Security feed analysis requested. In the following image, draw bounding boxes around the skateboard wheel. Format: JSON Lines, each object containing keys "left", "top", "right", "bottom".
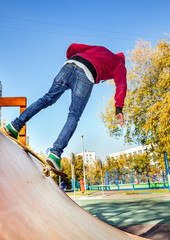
{"left": 42, "top": 167, "right": 50, "bottom": 176}
{"left": 45, "top": 171, "right": 50, "bottom": 177}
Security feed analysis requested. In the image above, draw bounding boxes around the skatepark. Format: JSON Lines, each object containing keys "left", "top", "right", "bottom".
{"left": 0, "top": 0, "right": 169, "bottom": 239}
{"left": 1, "top": 131, "right": 170, "bottom": 240}
{"left": 0, "top": 95, "right": 170, "bottom": 240}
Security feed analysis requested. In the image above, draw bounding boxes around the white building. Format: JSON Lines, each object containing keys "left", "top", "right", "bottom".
{"left": 76, "top": 151, "right": 96, "bottom": 165}
{"left": 109, "top": 145, "right": 151, "bottom": 159}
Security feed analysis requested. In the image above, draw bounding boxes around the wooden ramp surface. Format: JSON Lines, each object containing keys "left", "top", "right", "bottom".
{"left": 0, "top": 132, "right": 149, "bottom": 240}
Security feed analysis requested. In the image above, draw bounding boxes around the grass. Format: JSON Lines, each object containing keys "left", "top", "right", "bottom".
{"left": 122, "top": 189, "right": 169, "bottom": 194}
{"left": 66, "top": 189, "right": 169, "bottom": 196}
{"left": 66, "top": 190, "right": 96, "bottom": 196}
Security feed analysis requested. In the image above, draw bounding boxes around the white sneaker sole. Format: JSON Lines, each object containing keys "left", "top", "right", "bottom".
{"left": 46, "top": 159, "right": 60, "bottom": 171}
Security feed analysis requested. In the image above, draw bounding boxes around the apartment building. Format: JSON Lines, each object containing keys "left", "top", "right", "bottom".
{"left": 109, "top": 145, "right": 151, "bottom": 159}
{"left": 76, "top": 151, "right": 96, "bottom": 165}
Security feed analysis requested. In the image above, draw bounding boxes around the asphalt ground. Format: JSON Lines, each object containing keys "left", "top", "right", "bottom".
{"left": 74, "top": 192, "right": 170, "bottom": 240}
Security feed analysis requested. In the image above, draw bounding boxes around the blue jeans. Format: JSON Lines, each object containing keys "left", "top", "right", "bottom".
{"left": 12, "top": 63, "right": 94, "bottom": 157}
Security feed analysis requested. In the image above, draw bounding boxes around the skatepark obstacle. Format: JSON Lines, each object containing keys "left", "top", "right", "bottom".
{"left": 0, "top": 132, "right": 149, "bottom": 240}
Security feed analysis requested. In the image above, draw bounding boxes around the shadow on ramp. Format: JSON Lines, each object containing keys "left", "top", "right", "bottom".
{"left": 0, "top": 132, "right": 148, "bottom": 240}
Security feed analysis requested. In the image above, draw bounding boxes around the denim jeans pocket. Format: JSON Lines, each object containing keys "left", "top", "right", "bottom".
{"left": 73, "top": 76, "right": 93, "bottom": 98}
{"left": 54, "top": 68, "right": 69, "bottom": 86}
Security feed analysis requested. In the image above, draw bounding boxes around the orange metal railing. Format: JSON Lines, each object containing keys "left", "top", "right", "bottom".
{"left": 0, "top": 97, "right": 27, "bottom": 145}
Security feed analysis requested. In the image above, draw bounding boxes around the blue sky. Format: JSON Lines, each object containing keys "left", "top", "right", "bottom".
{"left": 0, "top": 0, "right": 169, "bottom": 160}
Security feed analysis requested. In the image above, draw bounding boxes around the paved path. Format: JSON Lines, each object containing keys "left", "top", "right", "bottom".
{"left": 76, "top": 194, "right": 170, "bottom": 240}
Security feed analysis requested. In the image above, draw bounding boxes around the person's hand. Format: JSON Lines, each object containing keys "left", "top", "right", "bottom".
{"left": 116, "top": 113, "right": 124, "bottom": 126}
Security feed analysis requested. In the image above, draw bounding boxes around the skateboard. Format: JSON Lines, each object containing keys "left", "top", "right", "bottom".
{"left": 0, "top": 128, "right": 68, "bottom": 178}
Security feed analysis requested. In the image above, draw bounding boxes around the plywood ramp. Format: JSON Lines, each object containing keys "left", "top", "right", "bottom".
{"left": 0, "top": 132, "right": 149, "bottom": 240}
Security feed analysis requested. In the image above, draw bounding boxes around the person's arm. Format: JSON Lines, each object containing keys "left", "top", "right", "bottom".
{"left": 113, "top": 64, "right": 127, "bottom": 126}
{"left": 66, "top": 43, "right": 94, "bottom": 59}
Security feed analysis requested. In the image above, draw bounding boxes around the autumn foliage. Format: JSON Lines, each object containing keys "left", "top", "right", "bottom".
{"left": 100, "top": 36, "right": 170, "bottom": 169}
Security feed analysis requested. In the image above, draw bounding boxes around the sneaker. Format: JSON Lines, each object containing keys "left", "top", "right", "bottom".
{"left": 4, "top": 123, "right": 19, "bottom": 139}
{"left": 46, "top": 153, "right": 61, "bottom": 170}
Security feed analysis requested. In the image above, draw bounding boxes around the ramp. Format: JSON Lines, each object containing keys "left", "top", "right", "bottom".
{"left": 0, "top": 132, "right": 148, "bottom": 240}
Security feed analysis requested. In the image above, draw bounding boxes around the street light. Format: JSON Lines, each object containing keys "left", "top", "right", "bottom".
{"left": 71, "top": 153, "right": 76, "bottom": 200}
{"left": 81, "top": 135, "right": 86, "bottom": 191}
{"left": 100, "top": 160, "right": 104, "bottom": 196}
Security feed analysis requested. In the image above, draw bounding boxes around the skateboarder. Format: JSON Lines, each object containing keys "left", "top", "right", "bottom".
{"left": 4, "top": 43, "right": 127, "bottom": 171}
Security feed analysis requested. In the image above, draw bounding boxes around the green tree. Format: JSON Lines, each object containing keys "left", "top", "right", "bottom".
{"left": 105, "top": 156, "right": 115, "bottom": 171}
{"left": 93, "top": 159, "right": 102, "bottom": 179}
{"left": 60, "top": 157, "right": 72, "bottom": 188}
{"left": 86, "top": 158, "right": 103, "bottom": 185}
{"left": 104, "top": 151, "right": 154, "bottom": 175}
{"left": 132, "top": 152, "right": 152, "bottom": 174}
{"left": 86, "top": 162, "right": 96, "bottom": 185}
{"left": 61, "top": 157, "right": 72, "bottom": 180}
{"left": 100, "top": 36, "right": 170, "bottom": 168}
{"left": 105, "top": 155, "right": 126, "bottom": 171}
{"left": 74, "top": 155, "right": 83, "bottom": 181}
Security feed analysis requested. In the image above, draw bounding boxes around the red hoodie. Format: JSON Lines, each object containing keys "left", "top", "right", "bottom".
{"left": 66, "top": 43, "right": 127, "bottom": 108}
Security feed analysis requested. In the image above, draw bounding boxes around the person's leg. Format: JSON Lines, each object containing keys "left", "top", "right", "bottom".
{"left": 50, "top": 66, "right": 94, "bottom": 159}
{"left": 6, "top": 65, "right": 72, "bottom": 138}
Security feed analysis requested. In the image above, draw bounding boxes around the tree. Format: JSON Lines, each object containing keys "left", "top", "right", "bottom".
{"left": 86, "top": 158, "right": 104, "bottom": 185}
{"left": 60, "top": 157, "right": 72, "bottom": 188}
{"left": 132, "top": 152, "right": 152, "bottom": 174}
{"left": 105, "top": 155, "right": 125, "bottom": 171}
{"left": 61, "top": 157, "right": 72, "bottom": 180}
{"left": 100, "top": 36, "right": 170, "bottom": 168}
{"left": 74, "top": 155, "right": 84, "bottom": 181}
{"left": 104, "top": 151, "right": 154, "bottom": 175}
{"left": 105, "top": 156, "right": 115, "bottom": 171}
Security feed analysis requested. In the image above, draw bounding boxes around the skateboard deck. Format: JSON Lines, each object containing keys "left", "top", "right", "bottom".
{"left": 0, "top": 128, "right": 68, "bottom": 178}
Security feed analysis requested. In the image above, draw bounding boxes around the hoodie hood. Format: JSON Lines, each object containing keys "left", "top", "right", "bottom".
{"left": 116, "top": 52, "right": 125, "bottom": 64}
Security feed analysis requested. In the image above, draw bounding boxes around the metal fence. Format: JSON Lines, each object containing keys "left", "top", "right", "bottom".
{"left": 88, "top": 170, "right": 168, "bottom": 191}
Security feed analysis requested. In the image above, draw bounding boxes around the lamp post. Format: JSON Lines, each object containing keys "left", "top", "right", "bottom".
{"left": 81, "top": 135, "right": 86, "bottom": 191}
{"left": 100, "top": 160, "right": 104, "bottom": 196}
{"left": 71, "top": 153, "right": 76, "bottom": 200}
